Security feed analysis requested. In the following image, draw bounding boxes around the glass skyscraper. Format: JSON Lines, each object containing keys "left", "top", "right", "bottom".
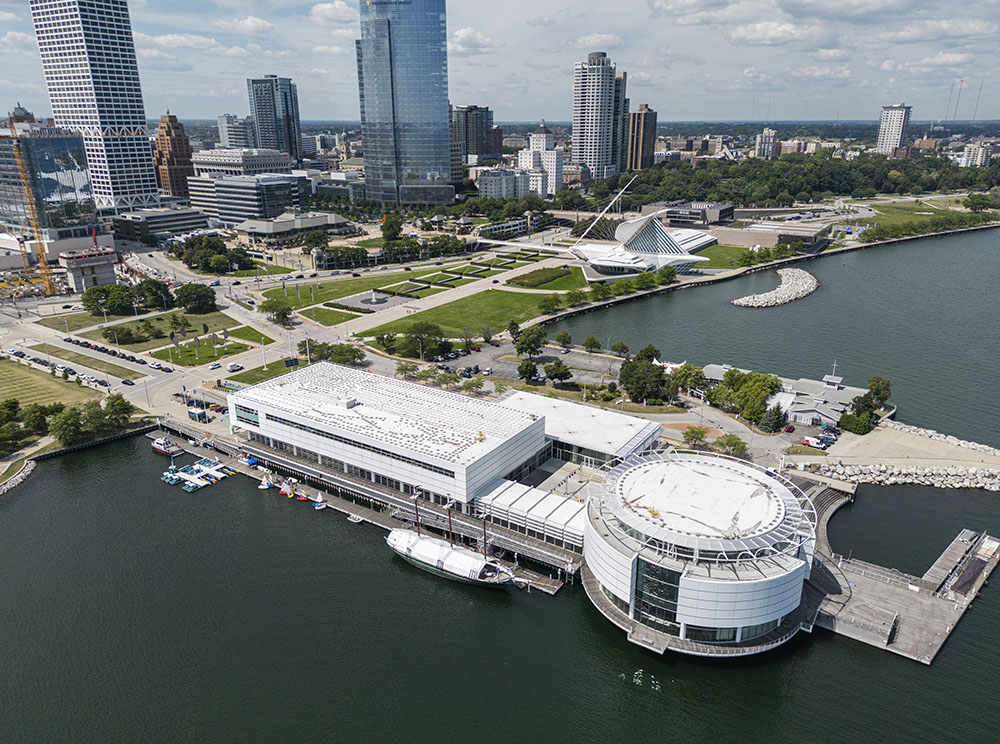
{"left": 356, "top": 0, "right": 454, "bottom": 206}
{"left": 247, "top": 76, "right": 303, "bottom": 163}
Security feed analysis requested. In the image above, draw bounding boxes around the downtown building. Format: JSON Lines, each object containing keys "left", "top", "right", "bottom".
{"left": 216, "top": 114, "right": 256, "bottom": 149}
{"left": 247, "top": 76, "right": 303, "bottom": 163}
{"left": 626, "top": 104, "right": 657, "bottom": 171}
{"left": 875, "top": 104, "right": 911, "bottom": 156}
{"left": 517, "top": 120, "right": 563, "bottom": 197}
{"left": 355, "top": 0, "right": 454, "bottom": 206}
{"left": 29, "top": 0, "right": 159, "bottom": 210}
{"left": 451, "top": 105, "right": 497, "bottom": 160}
{"left": 153, "top": 113, "right": 194, "bottom": 197}
{"left": 572, "top": 52, "right": 628, "bottom": 180}
{"left": 754, "top": 128, "right": 780, "bottom": 160}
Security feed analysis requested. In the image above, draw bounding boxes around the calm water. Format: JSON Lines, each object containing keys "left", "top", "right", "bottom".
{"left": 553, "top": 230, "right": 1000, "bottom": 447}
{"left": 2, "top": 441, "right": 998, "bottom": 742}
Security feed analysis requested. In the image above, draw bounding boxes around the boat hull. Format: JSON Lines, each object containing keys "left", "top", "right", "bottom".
{"left": 392, "top": 550, "right": 510, "bottom": 588}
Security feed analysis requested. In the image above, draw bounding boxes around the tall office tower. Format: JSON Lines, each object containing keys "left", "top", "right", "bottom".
{"left": 875, "top": 104, "right": 912, "bottom": 156}
{"left": 29, "top": 0, "right": 159, "bottom": 210}
{"left": 356, "top": 0, "right": 454, "bottom": 206}
{"left": 490, "top": 125, "right": 504, "bottom": 155}
{"left": 217, "top": 114, "right": 255, "bottom": 148}
{"left": 518, "top": 120, "right": 563, "bottom": 196}
{"left": 153, "top": 113, "right": 194, "bottom": 197}
{"left": 626, "top": 104, "right": 658, "bottom": 171}
{"left": 754, "top": 127, "right": 780, "bottom": 160}
{"left": 247, "top": 76, "right": 302, "bottom": 163}
{"left": 572, "top": 52, "right": 628, "bottom": 180}
{"left": 451, "top": 104, "right": 496, "bottom": 158}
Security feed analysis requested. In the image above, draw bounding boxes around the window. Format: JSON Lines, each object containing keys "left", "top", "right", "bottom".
{"left": 234, "top": 404, "right": 259, "bottom": 426}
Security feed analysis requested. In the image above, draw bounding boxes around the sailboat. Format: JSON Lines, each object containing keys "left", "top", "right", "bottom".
{"left": 386, "top": 529, "right": 514, "bottom": 587}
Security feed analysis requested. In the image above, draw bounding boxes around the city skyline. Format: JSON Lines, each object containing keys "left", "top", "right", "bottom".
{"left": 2, "top": 0, "right": 998, "bottom": 123}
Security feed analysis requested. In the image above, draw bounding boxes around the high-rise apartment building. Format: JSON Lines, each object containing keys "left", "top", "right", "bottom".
{"left": 518, "top": 120, "right": 563, "bottom": 197}
{"left": 875, "top": 104, "right": 912, "bottom": 156}
{"left": 247, "top": 76, "right": 302, "bottom": 163}
{"left": 626, "top": 104, "right": 657, "bottom": 171}
{"left": 356, "top": 0, "right": 454, "bottom": 206}
{"left": 754, "top": 128, "right": 780, "bottom": 160}
{"left": 451, "top": 105, "right": 496, "bottom": 159}
{"left": 29, "top": 0, "right": 159, "bottom": 210}
{"left": 572, "top": 52, "right": 628, "bottom": 180}
{"left": 217, "top": 114, "right": 255, "bottom": 148}
{"left": 153, "top": 113, "right": 194, "bottom": 197}
{"left": 960, "top": 143, "right": 992, "bottom": 168}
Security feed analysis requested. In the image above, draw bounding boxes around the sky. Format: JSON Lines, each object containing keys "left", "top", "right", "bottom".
{"left": 1, "top": 0, "right": 998, "bottom": 124}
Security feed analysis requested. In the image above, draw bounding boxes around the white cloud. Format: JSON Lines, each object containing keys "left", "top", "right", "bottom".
{"left": 811, "top": 48, "right": 850, "bottom": 61}
{"left": 886, "top": 19, "right": 997, "bottom": 43}
{"left": 569, "top": 33, "right": 625, "bottom": 50}
{"left": 310, "top": 67, "right": 329, "bottom": 75}
{"left": 0, "top": 11, "right": 20, "bottom": 22}
{"left": 778, "top": 0, "right": 933, "bottom": 21}
{"left": 648, "top": 0, "right": 732, "bottom": 14}
{"left": 0, "top": 31, "right": 36, "bottom": 51}
{"left": 525, "top": 16, "right": 556, "bottom": 26}
{"left": 136, "top": 32, "right": 222, "bottom": 50}
{"left": 0, "top": 78, "right": 41, "bottom": 92}
{"left": 920, "top": 52, "right": 973, "bottom": 66}
{"left": 213, "top": 16, "right": 274, "bottom": 36}
{"left": 792, "top": 64, "right": 852, "bottom": 79}
{"left": 449, "top": 27, "right": 501, "bottom": 56}
{"left": 727, "top": 22, "right": 807, "bottom": 46}
{"left": 308, "top": 2, "right": 358, "bottom": 24}
{"left": 312, "top": 45, "right": 346, "bottom": 54}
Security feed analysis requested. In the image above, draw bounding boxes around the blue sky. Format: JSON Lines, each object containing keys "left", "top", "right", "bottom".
{"left": 1, "top": 0, "right": 997, "bottom": 122}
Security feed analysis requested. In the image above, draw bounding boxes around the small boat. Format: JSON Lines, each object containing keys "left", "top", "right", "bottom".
{"left": 296, "top": 494, "right": 308, "bottom": 501}
{"left": 346, "top": 514, "right": 364, "bottom": 524}
{"left": 313, "top": 501, "right": 327, "bottom": 510}
{"left": 385, "top": 529, "right": 514, "bottom": 587}
{"left": 257, "top": 476, "right": 274, "bottom": 490}
{"left": 152, "top": 437, "right": 184, "bottom": 457}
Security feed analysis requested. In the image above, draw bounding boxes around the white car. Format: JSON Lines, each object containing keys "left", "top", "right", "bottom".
{"left": 209, "top": 362, "right": 221, "bottom": 370}
{"left": 148, "top": 361, "right": 162, "bottom": 370}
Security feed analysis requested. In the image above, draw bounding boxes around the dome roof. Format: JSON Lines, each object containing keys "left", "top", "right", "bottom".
{"left": 532, "top": 119, "right": 552, "bottom": 135}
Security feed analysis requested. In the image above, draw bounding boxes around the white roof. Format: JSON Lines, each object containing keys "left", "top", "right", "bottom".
{"left": 479, "top": 480, "right": 586, "bottom": 544}
{"left": 501, "top": 391, "right": 660, "bottom": 458}
{"left": 231, "top": 362, "right": 539, "bottom": 466}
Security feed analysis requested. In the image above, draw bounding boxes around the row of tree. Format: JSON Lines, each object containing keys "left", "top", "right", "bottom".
{"left": 840, "top": 377, "right": 892, "bottom": 434}
{"left": 0, "top": 395, "right": 135, "bottom": 450}
{"left": 680, "top": 425, "right": 750, "bottom": 459}
{"left": 295, "top": 339, "right": 365, "bottom": 366}
{"left": 81, "top": 281, "right": 216, "bottom": 319}
{"left": 858, "top": 209, "right": 997, "bottom": 243}
{"left": 168, "top": 235, "right": 254, "bottom": 275}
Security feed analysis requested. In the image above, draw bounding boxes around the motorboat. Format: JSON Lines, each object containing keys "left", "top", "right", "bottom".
{"left": 346, "top": 514, "right": 364, "bottom": 524}
{"left": 385, "top": 529, "right": 514, "bottom": 587}
{"left": 313, "top": 501, "right": 327, "bottom": 510}
{"left": 152, "top": 437, "right": 184, "bottom": 457}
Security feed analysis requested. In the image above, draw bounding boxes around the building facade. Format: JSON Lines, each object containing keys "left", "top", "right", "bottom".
{"left": 572, "top": 52, "right": 628, "bottom": 179}
{"left": 191, "top": 149, "right": 293, "bottom": 177}
{"left": 200, "top": 174, "right": 308, "bottom": 226}
{"left": 57, "top": 247, "right": 118, "bottom": 292}
{"left": 247, "top": 76, "right": 302, "bottom": 163}
{"left": 626, "top": 104, "right": 657, "bottom": 171}
{"left": 153, "top": 113, "right": 194, "bottom": 197}
{"left": 113, "top": 206, "right": 208, "bottom": 242}
{"left": 960, "top": 143, "right": 992, "bottom": 168}
{"left": 518, "top": 121, "right": 563, "bottom": 197}
{"left": 875, "top": 104, "right": 911, "bottom": 156}
{"left": 754, "top": 128, "right": 780, "bottom": 160}
{"left": 478, "top": 169, "right": 531, "bottom": 200}
{"left": 355, "top": 0, "right": 454, "bottom": 206}
{"left": 216, "top": 114, "right": 255, "bottom": 148}
{"left": 29, "top": 0, "right": 159, "bottom": 210}
{"left": 451, "top": 105, "right": 496, "bottom": 159}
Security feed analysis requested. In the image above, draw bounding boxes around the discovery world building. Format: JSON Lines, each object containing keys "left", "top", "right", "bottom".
{"left": 228, "top": 363, "right": 816, "bottom": 657}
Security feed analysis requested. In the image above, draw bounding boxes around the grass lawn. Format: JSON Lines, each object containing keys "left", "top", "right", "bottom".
{"left": 0, "top": 359, "right": 103, "bottom": 406}
{"left": 261, "top": 270, "right": 437, "bottom": 310}
{"left": 856, "top": 200, "right": 963, "bottom": 228}
{"left": 439, "top": 275, "right": 477, "bottom": 287}
{"left": 28, "top": 344, "right": 146, "bottom": 380}
{"left": 79, "top": 310, "right": 239, "bottom": 352}
{"left": 476, "top": 258, "right": 525, "bottom": 269}
{"left": 229, "top": 359, "right": 310, "bottom": 385}
{"left": 508, "top": 266, "right": 586, "bottom": 291}
{"left": 407, "top": 286, "right": 447, "bottom": 298}
{"left": 362, "top": 289, "right": 557, "bottom": 339}
{"left": 225, "top": 326, "right": 275, "bottom": 346}
{"left": 786, "top": 445, "right": 827, "bottom": 456}
{"left": 420, "top": 272, "right": 456, "bottom": 284}
{"left": 355, "top": 238, "right": 385, "bottom": 248}
{"left": 384, "top": 281, "right": 426, "bottom": 293}
{"left": 37, "top": 310, "right": 135, "bottom": 333}
{"left": 151, "top": 340, "right": 249, "bottom": 366}
{"left": 300, "top": 307, "right": 359, "bottom": 326}
{"left": 232, "top": 261, "right": 293, "bottom": 277}
{"left": 692, "top": 244, "right": 747, "bottom": 269}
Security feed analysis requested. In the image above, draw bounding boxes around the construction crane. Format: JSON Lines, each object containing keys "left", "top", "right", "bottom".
{"left": 6, "top": 116, "right": 57, "bottom": 294}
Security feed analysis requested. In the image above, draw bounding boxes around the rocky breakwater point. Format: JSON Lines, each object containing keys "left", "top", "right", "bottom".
{"left": 815, "top": 462, "right": 1000, "bottom": 491}
{"left": 731, "top": 268, "right": 819, "bottom": 308}
{"left": 0, "top": 460, "right": 36, "bottom": 496}
{"left": 878, "top": 418, "right": 1000, "bottom": 458}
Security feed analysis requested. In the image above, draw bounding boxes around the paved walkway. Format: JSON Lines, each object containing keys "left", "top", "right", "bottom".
{"left": 791, "top": 426, "right": 1000, "bottom": 469}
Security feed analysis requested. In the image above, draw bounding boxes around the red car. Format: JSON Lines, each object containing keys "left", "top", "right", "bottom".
{"left": 784, "top": 424, "right": 795, "bottom": 433}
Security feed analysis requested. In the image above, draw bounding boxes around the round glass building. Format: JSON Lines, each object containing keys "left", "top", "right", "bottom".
{"left": 582, "top": 451, "right": 816, "bottom": 656}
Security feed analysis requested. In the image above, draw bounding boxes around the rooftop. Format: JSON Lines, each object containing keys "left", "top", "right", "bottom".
{"left": 231, "top": 363, "right": 540, "bottom": 466}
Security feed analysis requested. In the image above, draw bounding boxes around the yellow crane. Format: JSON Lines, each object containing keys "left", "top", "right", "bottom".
{"left": 6, "top": 116, "right": 57, "bottom": 294}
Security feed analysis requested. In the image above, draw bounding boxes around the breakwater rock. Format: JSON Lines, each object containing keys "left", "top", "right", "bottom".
{"left": 0, "top": 459, "right": 36, "bottom": 496}
{"left": 815, "top": 462, "right": 1000, "bottom": 491}
{"left": 879, "top": 418, "right": 1000, "bottom": 458}
{"left": 731, "top": 268, "right": 819, "bottom": 308}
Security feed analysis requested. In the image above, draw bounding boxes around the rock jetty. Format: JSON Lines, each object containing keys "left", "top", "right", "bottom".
{"left": 0, "top": 460, "right": 36, "bottom": 496}
{"left": 731, "top": 268, "right": 819, "bottom": 308}
{"left": 815, "top": 462, "right": 999, "bottom": 491}
{"left": 878, "top": 418, "right": 1000, "bottom": 459}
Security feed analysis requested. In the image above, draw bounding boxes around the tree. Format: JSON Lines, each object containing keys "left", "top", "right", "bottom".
{"left": 103, "top": 394, "right": 134, "bottom": 429}
{"left": 493, "top": 381, "right": 508, "bottom": 395}
{"left": 436, "top": 372, "right": 460, "bottom": 388}
{"left": 48, "top": 407, "right": 82, "bottom": 445}
{"left": 0, "top": 421, "right": 24, "bottom": 446}
{"left": 610, "top": 340, "right": 629, "bottom": 357}
{"left": 135, "top": 279, "right": 174, "bottom": 310}
{"left": 514, "top": 325, "right": 546, "bottom": 358}
{"left": 381, "top": 212, "right": 403, "bottom": 241}
{"left": 619, "top": 358, "right": 666, "bottom": 402}
{"left": 326, "top": 344, "right": 365, "bottom": 365}
{"left": 481, "top": 324, "right": 495, "bottom": 344}
{"left": 555, "top": 330, "right": 572, "bottom": 349}
{"left": 461, "top": 377, "right": 485, "bottom": 394}
{"left": 507, "top": 320, "right": 521, "bottom": 337}
{"left": 395, "top": 361, "right": 418, "bottom": 378}
{"left": 375, "top": 333, "right": 397, "bottom": 354}
{"left": 682, "top": 425, "right": 709, "bottom": 449}
{"left": 517, "top": 359, "right": 538, "bottom": 380}
{"left": 543, "top": 359, "right": 573, "bottom": 385}
{"left": 634, "top": 272, "right": 657, "bottom": 290}
{"left": 461, "top": 327, "right": 476, "bottom": 348}
{"left": 758, "top": 404, "right": 784, "bottom": 433}
{"left": 208, "top": 254, "right": 229, "bottom": 275}
{"left": 538, "top": 295, "right": 562, "bottom": 314}
{"left": 634, "top": 344, "right": 661, "bottom": 363}
{"left": 714, "top": 433, "right": 750, "bottom": 459}
{"left": 0, "top": 398, "right": 20, "bottom": 426}
{"left": 303, "top": 230, "right": 328, "bottom": 250}
{"left": 259, "top": 298, "right": 293, "bottom": 325}
{"left": 582, "top": 335, "right": 601, "bottom": 353}
{"left": 867, "top": 376, "right": 892, "bottom": 408}
{"left": 174, "top": 284, "right": 217, "bottom": 314}
{"left": 19, "top": 404, "right": 49, "bottom": 435}
{"left": 415, "top": 367, "right": 437, "bottom": 382}
{"left": 403, "top": 321, "right": 444, "bottom": 361}
{"left": 672, "top": 362, "right": 706, "bottom": 392}
{"left": 565, "top": 288, "right": 587, "bottom": 306}
{"left": 657, "top": 265, "right": 678, "bottom": 284}
{"left": 588, "top": 282, "right": 612, "bottom": 301}
{"left": 963, "top": 193, "right": 995, "bottom": 212}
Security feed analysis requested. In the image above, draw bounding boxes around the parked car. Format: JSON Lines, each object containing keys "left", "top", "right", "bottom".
{"left": 481, "top": 368, "right": 492, "bottom": 376}
{"left": 160, "top": 366, "right": 173, "bottom": 373}
{"left": 232, "top": 280, "right": 241, "bottom": 285}
{"left": 63, "top": 337, "right": 72, "bottom": 343}
{"left": 784, "top": 424, "right": 795, "bottom": 433}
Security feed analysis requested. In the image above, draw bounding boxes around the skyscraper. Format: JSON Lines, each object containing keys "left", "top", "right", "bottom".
{"left": 153, "top": 113, "right": 194, "bottom": 197}
{"left": 626, "top": 104, "right": 657, "bottom": 171}
{"left": 247, "top": 76, "right": 302, "bottom": 163}
{"left": 754, "top": 128, "right": 780, "bottom": 160}
{"left": 451, "top": 105, "right": 496, "bottom": 159}
{"left": 356, "top": 0, "right": 454, "bottom": 206}
{"left": 518, "top": 120, "right": 563, "bottom": 196}
{"left": 29, "top": 0, "right": 158, "bottom": 210}
{"left": 217, "top": 114, "right": 255, "bottom": 149}
{"left": 572, "top": 52, "right": 628, "bottom": 180}
{"left": 875, "top": 104, "right": 912, "bottom": 156}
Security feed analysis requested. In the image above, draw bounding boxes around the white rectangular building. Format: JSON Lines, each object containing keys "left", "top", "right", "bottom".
{"left": 876, "top": 104, "right": 911, "bottom": 156}
{"left": 229, "top": 363, "right": 546, "bottom": 509}
{"left": 478, "top": 169, "right": 531, "bottom": 200}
